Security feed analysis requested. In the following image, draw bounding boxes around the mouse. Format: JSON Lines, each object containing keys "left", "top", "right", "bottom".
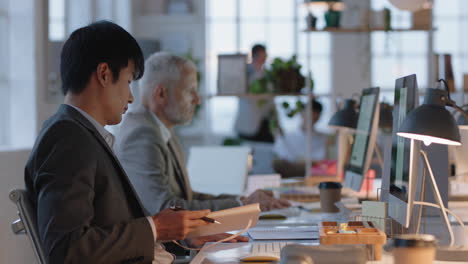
{"left": 240, "top": 253, "right": 280, "bottom": 262}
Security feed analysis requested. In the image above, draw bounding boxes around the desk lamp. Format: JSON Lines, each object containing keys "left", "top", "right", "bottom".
{"left": 397, "top": 80, "right": 468, "bottom": 247}
{"left": 328, "top": 99, "right": 358, "bottom": 129}
{"left": 329, "top": 98, "right": 385, "bottom": 171}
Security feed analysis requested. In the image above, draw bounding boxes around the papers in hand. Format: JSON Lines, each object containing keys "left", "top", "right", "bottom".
{"left": 186, "top": 203, "right": 261, "bottom": 238}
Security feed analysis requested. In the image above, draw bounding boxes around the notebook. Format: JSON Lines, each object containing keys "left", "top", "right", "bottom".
{"left": 186, "top": 203, "right": 261, "bottom": 238}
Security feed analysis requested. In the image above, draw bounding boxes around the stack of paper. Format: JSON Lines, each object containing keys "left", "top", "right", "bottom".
{"left": 248, "top": 226, "right": 319, "bottom": 240}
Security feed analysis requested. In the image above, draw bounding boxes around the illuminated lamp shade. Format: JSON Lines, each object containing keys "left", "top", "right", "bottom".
{"left": 388, "top": 0, "right": 431, "bottom": 12}
{"left": 397, "top": 88, "right": 461, "bottom": 146}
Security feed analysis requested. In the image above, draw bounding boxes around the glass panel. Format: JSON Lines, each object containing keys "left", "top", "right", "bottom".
{"left": 372, "top": 56, "right": 428, "bottom": 90}
{"left": 208, "top": 0, "right": 236, "bottom": 18}
{"left": 0, "top": 81, "right": 9, "bottom": 145}
{"left": 297, "top": 56, "right": 330, "bottom": 95}
{"left": 210, "top": 97, "right": 238, "bottom": 135}
{"left": 268, "top": 22, "right": 294, "bottom": 56}
{"left": 0, "top": 15, "right": 7, "bottom": 79}
{"left": 240, "top": 0, "right": 266, "bottom": 19}
{"left": 49, "top": 0, "right": 65, "bottom": 40}
{"left": 49, "top": 21, "right": 65, "bottom": 41}
{"left": 433, "top": 0, "right": 461, "bottom": 17}
{"left": 372, "top": 32, "right": 428, "bottom": 56}
{"left": 269, "top": 0, "right": 294, "bottom": 18}
{"left": 240, "top": 22, "right": 267, "bottom": 53}
{"left": 209, "top": 22, "right": 237, "bottom": 53}
{"left": 298, "top": 33, "right": 330, "bottom": 56}
{"left": 434, "top": 18, "right": 460, "bottom": 54}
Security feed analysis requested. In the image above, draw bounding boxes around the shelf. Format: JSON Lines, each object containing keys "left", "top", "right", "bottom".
{"left": 303, "top": 27, "right": 434, "bottom": 33}
{"left": 210, "top": 93, "right": 311, "bottom": 99}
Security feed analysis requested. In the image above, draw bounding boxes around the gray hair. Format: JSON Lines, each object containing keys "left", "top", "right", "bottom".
{"left": 139, "top": 52, "right": 196, "bottom": 104}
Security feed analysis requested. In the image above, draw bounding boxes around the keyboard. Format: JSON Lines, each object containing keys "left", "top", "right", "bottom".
{"left": 251, "top": 242, "right": 294, "bottom": 256}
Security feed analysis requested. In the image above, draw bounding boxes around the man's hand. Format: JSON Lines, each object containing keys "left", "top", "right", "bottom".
{"left": 240, "top": 189, "right": 291, "bottom": 211}
{"left": 185, "top": 233, "right": 249, "bottom": 248}
{"left": 152, "top": 209, "right": 210, "bottom": 241}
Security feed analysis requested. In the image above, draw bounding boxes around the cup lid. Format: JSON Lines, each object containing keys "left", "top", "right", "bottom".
{"left": 319, "top": 181, "right": 342, "bottom": 189}
{"left": 392, "top": 234, "right": 436, "bottom": 248}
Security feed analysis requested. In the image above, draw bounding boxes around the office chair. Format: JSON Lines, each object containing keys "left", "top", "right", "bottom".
{"left": 9, "top": 189, "right": 47, "bottom": 264}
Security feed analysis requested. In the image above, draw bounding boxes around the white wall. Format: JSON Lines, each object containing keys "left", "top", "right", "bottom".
{"left": 0, "top": 150, "right": 36, "bottom": 263}
{"left": 0, "top": 0, "right": 55, "bottom": 263}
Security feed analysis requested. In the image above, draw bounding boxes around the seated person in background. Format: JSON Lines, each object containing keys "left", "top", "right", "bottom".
{"left": 114, "top": 52, "right": 290, "bottom": 213}
{"left": 25, "top": 21, "right": 243, "bottom": 264}
{"left": 273, "top": 99, "right": 328, "bottom": 178}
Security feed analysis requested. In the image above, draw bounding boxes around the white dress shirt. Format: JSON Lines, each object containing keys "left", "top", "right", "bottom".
{"left": 67, "top": 104, "right": 174, "bottom": 264}
{"left": 273, "top": 129, "right": 327, "bottom": 162}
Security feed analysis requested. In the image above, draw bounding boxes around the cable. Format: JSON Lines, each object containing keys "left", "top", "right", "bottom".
{"left": 413, "top": 201, "right": 466, "bottom": 241}
{"left": 438, "top": 78, "right": 451, "bottom": 101}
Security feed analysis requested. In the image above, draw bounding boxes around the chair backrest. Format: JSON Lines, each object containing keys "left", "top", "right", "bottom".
{"left": 9, "top": 189, "right": 47, "bottom": 264}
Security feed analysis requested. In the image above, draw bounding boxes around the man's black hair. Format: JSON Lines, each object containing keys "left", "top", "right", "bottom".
{"left": 60, "top": 20, "right": 144, "bottom": 95}
{"left": 251, "top": 44, "right": 266, "bottom": 58}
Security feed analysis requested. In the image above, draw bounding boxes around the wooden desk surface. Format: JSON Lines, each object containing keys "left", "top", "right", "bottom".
{"left": 190, "top": 203, "right": 468, "bottom": 264}
{"left": 190, "top": 243, "right": 468, "bottom": 264}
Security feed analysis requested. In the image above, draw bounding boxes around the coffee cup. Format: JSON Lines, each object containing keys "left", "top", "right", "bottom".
{"left": 318, "top": 182, "right": 342, "bottom": 213}
{"left": 392, "top": 234, "right": 436, "bottom": 264}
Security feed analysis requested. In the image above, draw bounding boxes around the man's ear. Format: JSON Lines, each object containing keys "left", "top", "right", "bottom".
{"left": 153, "top": 84, "right": 167, "bottom": 103}
{"left": 96, "top": 63, "right": 112, "bottom": 87}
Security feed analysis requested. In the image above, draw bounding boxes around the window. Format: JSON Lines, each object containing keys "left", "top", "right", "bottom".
{"left": 433, "top": 0, "right": 468, "bottom": 95}
{"left": 0, "top": 2, "right": 9, "bottom": 146}
{"left": 206, "top": 0, "right": 331, "bottom": 135}
{"left": 371, "top": 0, "right": 468, "bottom": 103}
{"left": 49, "top": 0, "right": 65, "bottom": 41}
{"left": 1, "top": 0, "right": 42, "bottom": 148}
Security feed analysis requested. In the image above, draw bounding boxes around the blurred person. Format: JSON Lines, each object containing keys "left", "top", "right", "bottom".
{"left": 273, "top": 99, "right": 328, "bottom": 177}
{"left": 234, "top": 44, "right": 276, "bottom": 143}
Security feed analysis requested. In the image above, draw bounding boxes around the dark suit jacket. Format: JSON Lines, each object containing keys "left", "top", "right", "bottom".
{"left": 25, "top": 104, "right": 154, "bottom": 264}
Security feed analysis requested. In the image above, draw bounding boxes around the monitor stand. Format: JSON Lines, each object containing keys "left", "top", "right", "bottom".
{"left": 436, "top": 246, "right": 468, "bottom": 261}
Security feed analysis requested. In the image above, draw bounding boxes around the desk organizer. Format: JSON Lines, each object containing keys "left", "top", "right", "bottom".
{"left": 319, "top": 221, "right": 387, "bottom": 260}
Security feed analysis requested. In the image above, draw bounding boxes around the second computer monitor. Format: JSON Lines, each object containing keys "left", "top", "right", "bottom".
{"left": 344, "top": 87, "right": 380, "bottom": 192}
{"left": 388, "top": 74, "right": 420, "bottom": 228}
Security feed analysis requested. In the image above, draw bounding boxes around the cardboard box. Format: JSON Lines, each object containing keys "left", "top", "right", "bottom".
{"left": 412, "top": 9, "right": 432, "bottom": 29}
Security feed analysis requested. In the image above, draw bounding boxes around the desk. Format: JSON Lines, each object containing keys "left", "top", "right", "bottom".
{"left": 190, "top": 242, "right": 468, "bottom": 264}
{"left": 190, "top": 203, "right": 468, "bottom": 264}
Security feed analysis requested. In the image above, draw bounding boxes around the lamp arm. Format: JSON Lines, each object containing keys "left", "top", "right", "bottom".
{"left": 451, "top": 104, "right": 468, "bottom": 121}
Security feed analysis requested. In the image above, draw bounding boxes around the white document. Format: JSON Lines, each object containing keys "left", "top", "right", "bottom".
{"left": 186, "top": 203, "right": 261, "bottom": 238}
{"left": 248, "top": 226, "right": 319, "bottom": 240}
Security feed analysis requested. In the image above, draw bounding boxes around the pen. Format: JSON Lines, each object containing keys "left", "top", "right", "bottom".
{"left": 170, "top": 206, "right": 221, "bottom": 224}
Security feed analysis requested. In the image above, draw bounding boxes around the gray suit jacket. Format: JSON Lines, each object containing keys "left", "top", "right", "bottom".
{"left": 114, "top": 107, "right": 240, "bottom": 214}
{"left": 25, "top": 105, "right": 154, "bottom": 264}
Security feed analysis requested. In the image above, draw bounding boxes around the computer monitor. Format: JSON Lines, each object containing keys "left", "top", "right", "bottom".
{"left": 387, "top": 74, "right": 420, "bottom": 228}
{"left": 187, "top": 146, "right": 251, "bottom": 196}
{"left": 344, "top": 87, "right": 380, "bottom": 191}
